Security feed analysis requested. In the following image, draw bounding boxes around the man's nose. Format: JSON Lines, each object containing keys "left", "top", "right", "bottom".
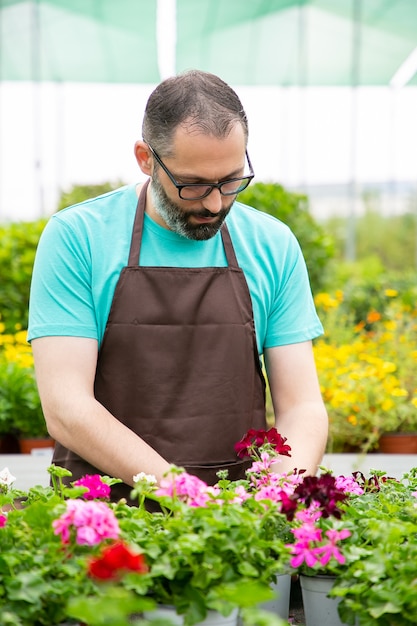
{"left": 204, "top": 187, "right": 223, "bottom": 213}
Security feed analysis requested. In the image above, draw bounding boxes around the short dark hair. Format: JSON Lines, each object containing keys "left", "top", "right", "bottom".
{"left": 142, "top": 70, "right": 248, "bottom": 156}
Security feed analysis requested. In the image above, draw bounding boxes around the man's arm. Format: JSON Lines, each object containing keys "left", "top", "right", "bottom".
{"left": 264, "top": 340, "right": 328, "bottom": 476}
{"left": 32, "top": 336, "right": 172, "bottom": 485}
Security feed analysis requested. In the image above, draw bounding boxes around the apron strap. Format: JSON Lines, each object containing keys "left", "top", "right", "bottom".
{"left": 128, "top": 179, "right": 149, "bottom": 267}
{"left": 127, "top": 178, "right": 239, "bottom": 269}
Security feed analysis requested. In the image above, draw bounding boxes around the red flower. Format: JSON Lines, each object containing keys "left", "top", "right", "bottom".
{"left": 88, "top": 541, "right": 148, "bottom": 581}
{"left": 234, "top": 428, "right": 292, "bottom": 459}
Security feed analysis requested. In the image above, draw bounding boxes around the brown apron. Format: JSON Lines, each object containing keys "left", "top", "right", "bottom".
{"left": 53, "top": 181, "right": 266, "bottom": 502}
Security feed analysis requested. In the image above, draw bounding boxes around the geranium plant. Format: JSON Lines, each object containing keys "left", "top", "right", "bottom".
{"left": 280, "top": 465, "right": 417, "bottom": 626}
{"left": 0, "top": 429, "right": 294, "bottom": 626}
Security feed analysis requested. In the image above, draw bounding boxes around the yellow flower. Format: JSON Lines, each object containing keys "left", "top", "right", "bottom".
{"left": 314, "top": 292, "right": 340, "bottom": 311}
{"left": 384, "top": 288, "right": 398, "bottom": 298}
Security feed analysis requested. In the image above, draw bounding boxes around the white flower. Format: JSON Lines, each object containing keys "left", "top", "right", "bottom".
{"left": 133, "top": 472, "right": 157, "bottom": 486}
{"left": 0, "top": 467, "right": 16, "bottom": 489}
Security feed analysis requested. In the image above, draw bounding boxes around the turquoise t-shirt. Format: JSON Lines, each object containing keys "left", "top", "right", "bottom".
{"left": 28, "top": 184, "right": 323, "bottom": 354}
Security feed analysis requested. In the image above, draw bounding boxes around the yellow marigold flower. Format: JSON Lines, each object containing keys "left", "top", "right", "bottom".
{"left": 314, "top": 292, "right": 340, "bottom": 311}
{"left": 391, "top": 387, "right": 408, "bottom": 397}
{"left": 384, "top": 288, "right": 398, "bottom": 298}
{"left": 347, "top": 415, "right": 357, "bottom": 426}
{"left": 381, "top": 398, "right": 395, "bottom": 411}
{"left": 411, "top": 398, "right": 417, "bottom": 409}
{"left": 14, "top": 330, "right": 29, "bottom": 346}
{"left": 381, "top": 361, "right": 397, "bottom": 373}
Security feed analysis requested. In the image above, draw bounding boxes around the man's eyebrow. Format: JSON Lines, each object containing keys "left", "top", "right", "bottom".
{"left": 173, "top": 165, "right": 244, "bottom": 184}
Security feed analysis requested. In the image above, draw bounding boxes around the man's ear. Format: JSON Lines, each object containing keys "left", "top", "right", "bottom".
{"left": 134, "top": 141, "right": 153, "bottom": 175}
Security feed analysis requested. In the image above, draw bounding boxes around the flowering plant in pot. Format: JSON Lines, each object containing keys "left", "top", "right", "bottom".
{"left": 0, "top": 328, "right": 50, "bottom": 447}
{"left": 330, "top": 468, "right": 417, "bottom": 626}
{"left": 280, "top": 466, "right": 417, "bottom": 626}
{"left": 0, "top": 466, "right": 154, "bottom": 626}
{"left": 0, "top": 429, "right": 294, "bottom": 626}
{"left": 98, "top": 428, "right": 296, "bottom": 626}
{"left": 314, "top": 288, "right": 417, "bottom": 453}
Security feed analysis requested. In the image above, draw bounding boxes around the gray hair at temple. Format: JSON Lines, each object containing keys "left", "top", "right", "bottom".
{"left": 142, "top": 69, "right": 249, "bottom": 157}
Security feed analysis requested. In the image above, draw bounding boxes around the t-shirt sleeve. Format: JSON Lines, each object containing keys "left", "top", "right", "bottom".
{"left": 263, "top": 232, "right": 324, "bottom": 348}
{"left": 28, "top": 215, "right": 99, "bottom": 342}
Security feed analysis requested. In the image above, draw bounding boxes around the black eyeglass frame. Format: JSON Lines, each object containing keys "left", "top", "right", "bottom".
{"left": 146, "top": 143, "right": 255, "bottom": 200}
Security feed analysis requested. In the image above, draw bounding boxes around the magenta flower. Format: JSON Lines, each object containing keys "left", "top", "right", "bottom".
{"left": 316, "top": 528, "right": 351, "bottom": 566}
{"left": 52, "top": 500, "right": 120, "bottom": 546}
{"left": 73, "top": 474, "right": 111, "bottom": 500}
{"left": 288, "top": 540, "right": 322, "bottom": 569}
{"left": 0, "top": 514, "right": 7, "bottom": 528}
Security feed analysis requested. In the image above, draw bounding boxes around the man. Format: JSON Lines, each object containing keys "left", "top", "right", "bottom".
{"left": 29, "top": 70, "right": 328, "bottom": 500}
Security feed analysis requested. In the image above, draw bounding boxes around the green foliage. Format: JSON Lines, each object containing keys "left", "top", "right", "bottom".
{"left": 0, "top": 182, "right": 124, "bottom": 333}
{"left": 0, "top": 360, "right": 47, "bottom": 437}
{"left": 57, "top": 180, "right": 125, "bottom": 211}
{"left": 239, "top": 183, "right": 335, "bottom": 295}
{"left": 0, "top": 220, "right": 47, "bottom": 333}
{"left": 322, "top": 258, "right": 417, "bottom": 327}
{"left": 332, "top": 469, "right": 417, "bottom": 626}
{"left": 324, "top": 209, "right": 417, "bottom": 274}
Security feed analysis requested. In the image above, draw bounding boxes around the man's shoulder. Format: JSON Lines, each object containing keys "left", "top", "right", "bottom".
{"left": 229, "top": 200, "right": 293, "bottom": 240}
{"left": 55, "top": 185, "right": 136, "bottom": 220}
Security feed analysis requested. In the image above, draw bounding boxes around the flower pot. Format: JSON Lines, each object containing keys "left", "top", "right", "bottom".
{"left": 300, "top": 574, "right": 350, "bottom": 626}
{"left": 0, "top": 433, "right": 20, "bottom": 453}
{"left": 257, "top": 573, "right": 291, "bottom": 620}
{"left": 143, "top": 607, "right": 239, "bottom": 626}
{"left": 18, "top": 437, "right": 55, "bottom": 454}
{"left": 378, "top": 432, "right": 417, "bottom": 454}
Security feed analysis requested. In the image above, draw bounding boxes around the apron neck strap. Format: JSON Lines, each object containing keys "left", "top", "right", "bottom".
{"left": 128, "top": 179, "right": 239, "bottom": 268}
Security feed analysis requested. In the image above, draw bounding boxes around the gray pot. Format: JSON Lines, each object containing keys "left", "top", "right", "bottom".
{"left": 300, "top": 574, "right": 346, "bottom": 626}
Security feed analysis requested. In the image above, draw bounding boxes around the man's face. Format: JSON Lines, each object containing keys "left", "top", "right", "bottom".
{"left": 148, "top": 123, "right": 247, "bottom": 241}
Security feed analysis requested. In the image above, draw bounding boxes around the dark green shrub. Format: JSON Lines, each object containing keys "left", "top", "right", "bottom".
{"left": 0, "top": 182, "right": 125, "bottom": 332}
{"left": 0, "top": 219, "right": 47, "bottom": 333}
{"left": 239, "top": 183, "right": 335, "bottom": 294}
{"left": 57, "top": 181, "right": 125, "bottom": 211}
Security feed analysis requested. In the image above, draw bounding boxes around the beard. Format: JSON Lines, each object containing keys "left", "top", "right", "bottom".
{"left": 150, "top": 172, "right": 234, "bottom": 241}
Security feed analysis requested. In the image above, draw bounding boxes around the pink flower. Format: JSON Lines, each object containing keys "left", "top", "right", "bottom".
{"left": 229, "top": 485, "right": 250, "bottom": 504}
{"left": 52, "top": 500, "right": 120, "bottom": 546}
{"left": 292, "top": 524, "right": 322, "bottom": 544}
{"left": 73, "top": 474, "right": 111, "bottom": 500}
{"left": 315, "top": 528, "right": 351, "bottom": 566}
{"left": 255, "top": 485, "right": 288, "bottom": 504}
{"left": 287, "top": 540, "right": 321, "bottom": 568}
{"left": 156, "top": 472, "right": 211, "bottom": 507}
{"left": 335, "top": 475, "right": 365, "bottom": 496}
{"left": 247, "top": 452, "right": 275, "bottom": 475}
{"left": 0, "top": 514, "right": 7, "bottom": 528}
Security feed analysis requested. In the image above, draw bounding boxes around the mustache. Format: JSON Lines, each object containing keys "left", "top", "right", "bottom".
{"left": 191, "top": 208, "right": 227, "bottom": 219}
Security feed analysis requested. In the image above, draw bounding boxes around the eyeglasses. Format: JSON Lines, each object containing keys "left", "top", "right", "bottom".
{"left": 146, "top": 143, "right": 254, "bottom": 200}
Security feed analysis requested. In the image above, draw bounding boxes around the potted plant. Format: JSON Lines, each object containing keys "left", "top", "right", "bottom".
{"left": 0, "top": 450, "right": 292, "bottom": 626}
{"left": 314, "top": 287, "right": 417, "bottom": 453}
{"left": 283, "top": 468, "right": 417, "bottom": 626}
{"left": 330, "top": 469, "right": 417, "bottom": 626}
{"left": 0, "top": 328, "right": 52, "bottom": 453}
